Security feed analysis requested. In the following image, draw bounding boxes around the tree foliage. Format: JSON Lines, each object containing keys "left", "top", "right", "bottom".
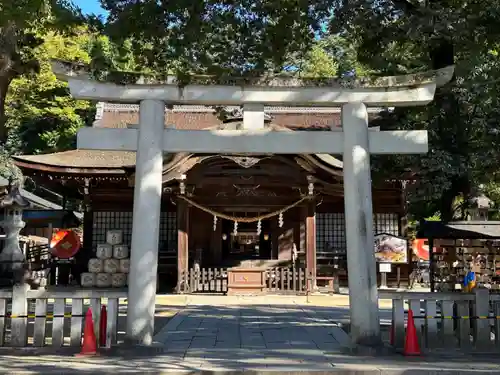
{"left": 0, "top": 0, "right": 83, "bottom": 143}
{"left": 331, "top": 0, "right": 500, "bottom": 221}
{"left": 100, "top": 0, "right": 334, "bottom": 76}
{"left": 4, "top": 0, "right": 500, "bottom": 224}
{"left": 6, "top": 29, "right": 94, "bottom": 155}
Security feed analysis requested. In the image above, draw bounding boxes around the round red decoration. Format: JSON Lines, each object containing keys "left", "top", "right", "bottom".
{"left": 411, "top": 239, "right": 429, "bottom": 261}
{"left": 50, "top": 230, "right": 81, "bottom": 259}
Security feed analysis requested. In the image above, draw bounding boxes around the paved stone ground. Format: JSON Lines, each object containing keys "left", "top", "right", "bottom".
{"left": 152, "top": 303, "right": 352, "bottom": 370}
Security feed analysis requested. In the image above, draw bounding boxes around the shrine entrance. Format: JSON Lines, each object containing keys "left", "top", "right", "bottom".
{"left": 221, "top": 218, "right": 272, "bottom": 264}
{"left": 57, "top": 61, "right": 453, "bottom": 347}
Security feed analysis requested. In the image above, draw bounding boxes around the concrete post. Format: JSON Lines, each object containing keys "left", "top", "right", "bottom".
{"left": 341, "top": 102, "right": 381, "bottom": 347}
{"left": 10, "top": 284, "right": 28, "bottom": 347}
{"left": 126, "top": 99, "right": 165, "bottom": 345}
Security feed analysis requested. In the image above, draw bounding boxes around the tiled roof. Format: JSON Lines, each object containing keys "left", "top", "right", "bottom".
{"left": 13, "top": 150, "right": 136, "bottom": 170}
{"left": 96, "top": 102, "right": 383, "bottom": 130}
{"left": 97, "top": 110, "right": 342, "bottom": 130}
{"left": 13, "top": 105, "right": 370, "bottom": 173}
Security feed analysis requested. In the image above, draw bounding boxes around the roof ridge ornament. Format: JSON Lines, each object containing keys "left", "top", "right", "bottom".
{"left": 221, "top": 155, "right": 265, "bottom": 168}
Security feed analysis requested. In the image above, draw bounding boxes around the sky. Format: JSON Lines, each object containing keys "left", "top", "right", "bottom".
{"left": 73, "top": 0, "right": 107, "bottom": 16}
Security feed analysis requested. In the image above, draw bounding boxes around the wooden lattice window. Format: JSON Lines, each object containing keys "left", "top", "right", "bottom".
{"left": 316, "top": 212, "right": 401, "bottom": 258}
{"left": 159, "top": 212, "right": 177, "bottom": 254}
{"left": 92, "top": 212, "right": 133, "bottom": 248}
{"left": 92, "top": 211, "right": 177, "bottom": 250}
{"left": 373, "top": 213, "right": 400, "bottom": 236}
{"left": 316, "top": 213, "right": 347, "bottom": 256}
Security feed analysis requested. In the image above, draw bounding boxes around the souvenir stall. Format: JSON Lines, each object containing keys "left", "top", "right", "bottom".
{"left": 417, "top": 220, "right": 500, "bottom": 292}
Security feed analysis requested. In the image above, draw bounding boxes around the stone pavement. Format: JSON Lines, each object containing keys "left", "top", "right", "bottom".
{"left": 2, "top": 344, "right": 500, "bottom": 374}
{"left": 152, "top": 303, "right": 351, "bottom": 370}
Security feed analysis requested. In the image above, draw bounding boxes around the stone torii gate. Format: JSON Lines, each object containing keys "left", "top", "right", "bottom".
{"left": 56, "top": 63, "right": 453, "bottom": 347}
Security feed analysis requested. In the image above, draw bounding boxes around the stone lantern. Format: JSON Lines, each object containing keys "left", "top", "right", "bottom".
{"left": 0, "top": 182, "right": 30, "bottom": 284}
{"left": 467, "top": 186, "right": 494, "bottom": 221}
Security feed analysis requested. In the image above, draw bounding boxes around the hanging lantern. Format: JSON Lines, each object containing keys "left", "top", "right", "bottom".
{"left": 278, "top": 212, "right": 284, "bottom": 228}
{"left": 257, "top": 219, "right": 262, "bottom": 235}
{"left": 213, "top": 215, "right": 218, "bottom": 231}
{"left": 233, "top": 221, "right": 238, "bottom": 235}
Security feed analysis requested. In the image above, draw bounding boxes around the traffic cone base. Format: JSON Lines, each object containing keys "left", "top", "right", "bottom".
{"left": 77, "top": 307, "right": 98, "bottom": 356}
{"left": 404, "top": 309, "right": 421, "bottom": 356}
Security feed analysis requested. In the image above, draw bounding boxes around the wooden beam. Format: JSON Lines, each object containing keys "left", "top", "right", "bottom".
{"left": 190, "top": 176, "right": 308, "bottom": 188}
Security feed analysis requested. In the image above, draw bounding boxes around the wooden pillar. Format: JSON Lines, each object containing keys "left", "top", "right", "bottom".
{"left": 305, "top": 201, "right": 316, "bottom": 289}
{"left": 177, "top": 200, "right": 189, "bottom": 291}
{"left": 71, "top": 209, "right": 94, "bottom": 287}
{"left": 82, "top": 210, "right": 94, "bottom": 251}
{"left": 399, "top": 181, "right": 408, "bottom": 289}
{"left": 270, "top": 219, "right": 279, "bottom": 260}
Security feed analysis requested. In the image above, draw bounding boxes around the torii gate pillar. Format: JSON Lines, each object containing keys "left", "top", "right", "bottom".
{"left": 126, "top": 99, "right": 165, "bottom": 345}
{"left": 342, "top": 103, "right": 379, "bottom": 345}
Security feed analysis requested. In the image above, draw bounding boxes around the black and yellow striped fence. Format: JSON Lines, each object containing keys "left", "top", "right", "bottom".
{"left": 409, "top": 315, "right": 500, "bottom": 320}
{"left": 2, "top": 313, "right": 84, "bottom": 319}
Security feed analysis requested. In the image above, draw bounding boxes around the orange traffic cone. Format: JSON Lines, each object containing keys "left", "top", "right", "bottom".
{"left": 404, "top": 309, "right": 421, "bottom": 356}
{"left": 77, "top": 308, "right": 98, "bottom": 356}
{"left": 99, "top": 305, "right": 107, "bottom": 347}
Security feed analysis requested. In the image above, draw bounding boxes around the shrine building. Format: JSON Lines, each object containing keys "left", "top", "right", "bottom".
{"left": 13, "top": 102, "right": 406, "bottom": 290}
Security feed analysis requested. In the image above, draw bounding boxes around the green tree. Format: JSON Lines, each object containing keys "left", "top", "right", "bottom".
{"left": 6, "top": 28, "right": 94, "bottom": 155}
{"left": 331, "top": 0, "right": 500, "bottom": 221}
{"left": 0, "top": 0, "right": 82, "bottom": 143}
{"left": 298, "top": 41, "right": 338, "bottom": 78}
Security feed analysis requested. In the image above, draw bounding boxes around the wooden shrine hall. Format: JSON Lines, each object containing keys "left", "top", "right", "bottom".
{"left": 13, "top": 103, "right": 407, "bottom": 291}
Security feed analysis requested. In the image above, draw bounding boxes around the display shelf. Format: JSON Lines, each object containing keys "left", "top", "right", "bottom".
{"left": 432, "top": 239, "right": 500, "bottom": 291}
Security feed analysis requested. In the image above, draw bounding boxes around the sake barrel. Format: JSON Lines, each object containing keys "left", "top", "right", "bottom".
{"left": 96, "top": 243, "right": 113, "bottom": 259}
{"left": 111, "top": 273, "right": 127, "bottom": 287}
{"left": 81, "top": 273, "right": 96, "bottom": 287}
{"left": 88, "top": 258, "right": 103, "bottom": 273}
{"left": 103, "top": 258, "right": 120, "bottom": 274}
{"left": 113, "top": 244, "right": 129, "bottom": 259}
{"left": 119, "top": 259, "right": 130, "bottom": 273}
{"left": 95, "top": 273, "right": 111, "bottom": 287}
{"left": 106, "top": 230, "right": 123, "bottom": 245}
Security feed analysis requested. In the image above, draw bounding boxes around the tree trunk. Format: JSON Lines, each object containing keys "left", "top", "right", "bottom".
{"left": 0, "top": 75, "right": 11, "bottom": 144}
